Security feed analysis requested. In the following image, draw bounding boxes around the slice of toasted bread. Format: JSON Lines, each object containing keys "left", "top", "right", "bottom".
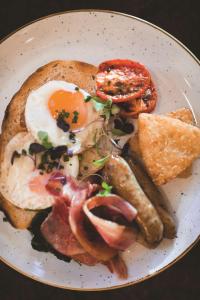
{"left": 138, "top": 113, "right": 200, "bottom": 185}
{"left": 0, "top": 60, "right": 97, "bottom": 229}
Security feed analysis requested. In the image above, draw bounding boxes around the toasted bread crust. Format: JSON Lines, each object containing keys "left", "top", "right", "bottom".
{"left": 0, "top": 60, "right": 97, "bottom": 228}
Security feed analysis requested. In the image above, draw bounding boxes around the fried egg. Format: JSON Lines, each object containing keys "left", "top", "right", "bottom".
{"left": 0, "top": 132, "right": 79, "bottom": 210}
{"left": 25, "top": 81, "right": 104, "bottom": 154}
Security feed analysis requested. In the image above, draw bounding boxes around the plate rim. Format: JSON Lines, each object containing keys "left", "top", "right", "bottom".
{"left": 0, "top": 8, "right": 199, "bottom": 292}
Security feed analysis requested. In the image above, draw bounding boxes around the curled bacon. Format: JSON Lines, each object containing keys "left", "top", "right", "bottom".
{"left": 42, "top": 173, "right": 137, "bottom": 277}
{"left": 83, "top": 195, "right": 137, "bottom": 250}
{"left": 69, "top": 190, "right": 117, "bottom": 261}
{"left": 41, "top": 197, "right": 84, "bottom": 256}
{"left": 41, "top": 197, "right": 98, "bottom": 265}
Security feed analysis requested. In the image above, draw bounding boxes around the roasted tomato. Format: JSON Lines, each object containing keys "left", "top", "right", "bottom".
{"left": 96, "top": 59, "right": 151, "bottom": 103}
{"left": 119, "top": 80, "right": 157, "bottom": 118}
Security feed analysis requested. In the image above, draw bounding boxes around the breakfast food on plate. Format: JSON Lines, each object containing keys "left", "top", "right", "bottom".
{"left": 25, "top": 81, "right": 103, "bottom": 153}
{"left": 0, "top": 60, "right": 97, "bottom": 228}
{"left": 125, "top": 154, "right": 176, "bottom": 239}
{"left": 96, "top": 59, "right": 157, "bottom": 118}
{"left": 0, "top": 57, "right": 199, "bottom": 279}
{"left": 128, "top": 107, "right": 194, "bottom": 179}
{"left": 138, "top": 113, "right": 200, "bottom": 185}
{"left": 103, "top": 155, "right": 164, "bottom": 244}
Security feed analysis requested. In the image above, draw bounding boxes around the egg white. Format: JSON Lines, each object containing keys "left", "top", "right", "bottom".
{"left": 25, "top": 81, "right": 104, "bottom": 154}
{"left": 0, "top": 132, "right": 79, "bottom": 210}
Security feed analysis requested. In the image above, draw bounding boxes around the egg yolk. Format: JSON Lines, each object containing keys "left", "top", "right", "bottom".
{"left": 48, "top": 90, "right": 88, "bottom": 130}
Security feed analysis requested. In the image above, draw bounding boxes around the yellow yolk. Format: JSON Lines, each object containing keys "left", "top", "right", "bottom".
{"left": 48, "top": 90, "right": 88, "bottom": 130}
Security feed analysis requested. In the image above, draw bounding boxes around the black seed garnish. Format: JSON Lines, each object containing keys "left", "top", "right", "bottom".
{"left": 69, "top": 132, "right": 76, "bottom": 142}
{"left": 56, "top": 115, "right": 70, "bottom": 132}
{"left": 75, "top": 86, "right": 79, "bottom": 91}
{"left": 49, "top": 161, "right": 59, "bottom": 169}
{"left": 72, "top": 111, "right": 79, "bottom": 124}
{"left": 58, "top": 110, "right": 70, "bottom": 119}
{"left": 114, "top": 118, "right": 123, "bottom": 130}
{"left": 11, "top": 151, "right": 21, "bottom": 165}
{"left": 38, "top": 163, "right": 45, "bottom": 170}
{"left": 41, "top": 152, "right": 49, "bottom": 164}
{"left": 63, "top": 154, "right": 69, "bottom": 162}
{"left": 114, "top": 118, "right": 134, "bottom": 134}
{"left": 49, "top": 145, "right": 68, "bottom": 160}
{"left": 29, "top": 143, "right": 46, "bottom": 155}
{"left": 123, "top": 123, "right": 134, "bottom": 134}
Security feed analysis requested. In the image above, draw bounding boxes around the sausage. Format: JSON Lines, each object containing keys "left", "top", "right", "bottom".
{"left": 125, "top": 155, "right": 176, "bottom": 239}
{"left": 103, "top": 155, "right": 164, "bottom": 244}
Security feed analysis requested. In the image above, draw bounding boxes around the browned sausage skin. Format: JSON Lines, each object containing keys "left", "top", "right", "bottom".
{"left": 125, "top": 155, "right": 176, "bottom": 239}
{"left": 103, "top": 155, "right": 164, "bottom": 244}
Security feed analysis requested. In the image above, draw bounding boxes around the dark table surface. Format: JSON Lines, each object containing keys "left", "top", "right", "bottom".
{"left": 0, "top": 1, "right": 200, "bottom": 299}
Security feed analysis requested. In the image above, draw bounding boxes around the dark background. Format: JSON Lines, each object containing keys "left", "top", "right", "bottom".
{"left": 0, "top": 1, "right": 199, "bottom": 299}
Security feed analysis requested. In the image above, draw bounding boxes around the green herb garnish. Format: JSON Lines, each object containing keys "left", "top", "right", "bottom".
{"left": 93, "top": 154, "right": 110, "bottom": 167}
{"left": 98, "top": 181, "right": 112, "bottom": 196}
{"left": 111, "top": 128, "right": 127, "bottom": 136}
{"left": 37, "top": 131, "right": 53, "bottom": 149}
{"left": 91, "top": 96, "right": 113, "bottom": 121}
{"left": 72, "top": 111, "right": 79, "bottom": 123}
{"left": 58, "top": 110, "right": 70, "bottom": 119}
{"left": 84, "top": 95, "right": 92, "bottom": 103}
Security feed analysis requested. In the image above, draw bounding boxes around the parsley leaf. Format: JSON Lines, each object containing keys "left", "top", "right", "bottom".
{"left": 84, "top": 95, "right": 92, "bottom": 103}
{"left": 37, "top": 131, "right": 53, "bottom": 149}
{"left": 72, "top": 111, "right": 79, "bottom": 123}
{"left": 98, "top": 181, "right": 112, "bottom": 196}
{"left": 93, "top": 155, "right": 110, "bottom": 167}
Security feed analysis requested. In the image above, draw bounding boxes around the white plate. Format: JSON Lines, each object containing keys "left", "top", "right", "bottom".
{"left": 0, "top": 10, "right": 199, "bottom": 291}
